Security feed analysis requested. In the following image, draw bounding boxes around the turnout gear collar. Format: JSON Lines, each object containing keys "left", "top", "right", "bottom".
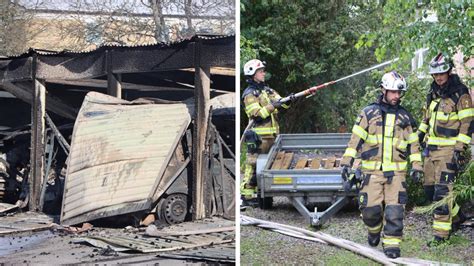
{"left": 246, "top": 78, "right": 266, "bottom": 90}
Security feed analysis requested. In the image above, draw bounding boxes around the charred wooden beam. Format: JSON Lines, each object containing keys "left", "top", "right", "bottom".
{"left": 106, "top": 50, "right": 122, "bottom": 98}
{"left": 45, "top": 78, "right": 194, "bottom": 92}
{"left": 0, "top": 36, "right": 234, "bottom": 82}
{"left": 107, "top": 73, "right": 122, "bottom": 98}
{"left": 45, "top": 113, "right": 70, "bottom": 155}
{"left": 29, "top": 77, "right": 46, "bottom": 211}
{"left": 192, "top": 40, "right": 211, "bottom": 220}
{"left": 0, "top": 82, "right": 78, "bottom": 120}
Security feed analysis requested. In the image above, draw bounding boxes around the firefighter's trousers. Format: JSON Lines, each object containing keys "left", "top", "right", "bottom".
{"left": 423, "top": 148, "right": 456, "bottom": 239}
{"left": 241, "top": 137, "right": 274, "bottom": 199}
{"left": 358, "top": 172, "right": 407, "bottom": 250}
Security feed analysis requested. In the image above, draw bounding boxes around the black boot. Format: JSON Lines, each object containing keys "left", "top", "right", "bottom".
{"left": 383, "top": 247, "right": 400, "bottom": 258}
{"left": 423, "top": 185, "right": 434, "bottom": 205}
{"left": 452, "top": 210, "right": 467, "bottom": 232}
{"left": 427, "top": 235, "right": 447, "bottom": 247}
{"left": 241, "top": 198, "right": 259, "bottom": 208}
{"left": 368, "top": 232, "right": 380, "bottom": 247}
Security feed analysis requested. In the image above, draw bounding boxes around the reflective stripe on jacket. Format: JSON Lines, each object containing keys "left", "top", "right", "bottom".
{"left": 341, "top": 96, "right": 422, "bottom": 173}
{"left": 418, "top": 75, "right": 473, "bottom": 150}
{"left": 242, "top": 81, "right": 288, "bottom": 137}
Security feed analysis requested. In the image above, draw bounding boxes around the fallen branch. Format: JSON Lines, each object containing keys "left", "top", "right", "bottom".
{"left": 241, "top": 215, "right": 441, "bottom": 265}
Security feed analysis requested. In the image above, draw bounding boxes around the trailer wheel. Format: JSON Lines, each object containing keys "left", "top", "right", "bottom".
{"left": 258, "top": 196, "right": 273, "bottom": 209}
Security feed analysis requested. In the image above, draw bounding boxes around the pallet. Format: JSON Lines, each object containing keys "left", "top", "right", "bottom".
{"left": 280, "top": 153, "right": 294, "bottom": 170}
{"left": 271, "top": 151, "right": 286, "bottom": 170}
{"left": 310, "top": 158, "right": 321, "bottom": 169}
{"left": 294, "top": 158, "right": 308, "bottom": 169}
{"left": 324, "top": 156, "right": 336, "bottom": 169}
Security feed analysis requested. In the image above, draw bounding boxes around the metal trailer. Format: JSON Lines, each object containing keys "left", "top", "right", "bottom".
{"left": 256, "top": 133, "right": 355, "bottom": 226}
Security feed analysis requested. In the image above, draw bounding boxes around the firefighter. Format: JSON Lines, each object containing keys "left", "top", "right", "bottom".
{"left": 241, "top": 59, "right": 293, "bottom": 206}
{"left": 417, "top": 52, "right": 473, "bottom": 245}
{"left": 341, "top": 71, "right": 423, "bottom": 259}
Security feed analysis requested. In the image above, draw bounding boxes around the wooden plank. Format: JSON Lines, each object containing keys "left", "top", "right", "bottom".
{"left": 310, "top": 158, "right": 321, "bottom": 169}
{"left": 324, "top": 156, "right": 336, "bottom": 169}
{"left": 271, "top": 151, "right": 286, "bottom": 170}
{"left": 0, "top": 224, "right": 52, "bottom": 235}
{"left": 295, "top": 158, "right": 308, "bottom": 169}
{"left": 280, "top": 152, "right": 294, "bottom": 170}
{"left": 0, "top": 212, "right": 53, "bottom": 235}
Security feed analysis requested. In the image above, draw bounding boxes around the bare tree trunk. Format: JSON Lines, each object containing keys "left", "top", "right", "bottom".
{"left": 184, "top": 0, "right": 195, "bottom": 37}
{"left": 149, "top": 0, "right": 168, "bottom": 42}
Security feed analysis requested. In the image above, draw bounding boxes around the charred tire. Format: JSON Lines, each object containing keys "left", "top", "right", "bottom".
{"left": 0, "top": 158, "right": 9, "bottom": 201}
{"left": 0, "top": 176, "right": 4, "bottom": 201}
{"left": 159, "top": 193, "right": 188, "bottom": 225}
{"left": 258, "top": 196, "right": 273, "bottom": 210}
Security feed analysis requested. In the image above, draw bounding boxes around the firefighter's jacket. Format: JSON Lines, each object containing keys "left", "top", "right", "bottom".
{"left": 242, "top": 79, "right": 289, "bottom": 137}
{"left": 341, "top": 96, "right": 423, "bottom": 174}
{"left": 418, "top": 74, "right": 473, "bottom": 152}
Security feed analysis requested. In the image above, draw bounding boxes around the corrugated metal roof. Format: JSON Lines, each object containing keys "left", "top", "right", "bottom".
{"left": 1, "top": 34, "right": 235, "bottom": 59}
{"left": 60, "top": 92, "right": 191, "bottom": 225}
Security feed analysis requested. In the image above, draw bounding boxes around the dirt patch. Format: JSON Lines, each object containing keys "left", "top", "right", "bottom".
{"left": 240, "top": 197, "right": 474, "bottom": 264}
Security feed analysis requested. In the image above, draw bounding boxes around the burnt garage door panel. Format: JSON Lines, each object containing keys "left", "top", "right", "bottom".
{"left": 61, "top": 92, "right": 191, "bottom": 225}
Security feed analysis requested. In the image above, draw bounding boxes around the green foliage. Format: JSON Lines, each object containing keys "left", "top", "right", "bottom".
{"left": 401, "top": 234, "right": 471, "bottom": 263}
{"left": 415, "top": 160, "right": 474, "bottom": 214}
{"left": 357, "top": 0, "right": 473, "bottom": 86}
{"left": 455, "top": 159, "right": 474, "bottom": 203}
{"left": 240, "top": 0, "right": 381, "bottom": 133}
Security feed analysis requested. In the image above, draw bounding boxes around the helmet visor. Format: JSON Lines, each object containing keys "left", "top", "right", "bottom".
{"left": 430, "top": 61, "right": 446, "bottom": 68}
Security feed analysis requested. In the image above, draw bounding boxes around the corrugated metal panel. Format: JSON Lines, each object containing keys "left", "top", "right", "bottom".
{"left": 0, "top": 35, "right": 234, "bottom": 58}
{"left": 60, "top": 92, "right": 191, "bottom": 225}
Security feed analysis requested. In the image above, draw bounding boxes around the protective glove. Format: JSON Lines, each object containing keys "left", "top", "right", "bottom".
{"left": 418, "top": 132, "right": 426, "bottom": 147}
{"left": 341, "top": 165, "right": 351, "bottom": 181}
{"left": 340, "top": 165, "right": 352, "bottom": 192}
{"left": 288, "top": 93, "right": 296, "bottom": 103}
{"left": 420, "top": 142, "right": 426, "bottom": 150}
{"left": 452, "top": 150, "right": 466, "bottom": 170}
{"left": 343, "top": 179, "right": 353, "bottom": 193}
{"left": 410, "top": 169, "right": 423, "bottom": 184}
{"left": 272, "top": 100, "right": 283, "bottom": 109}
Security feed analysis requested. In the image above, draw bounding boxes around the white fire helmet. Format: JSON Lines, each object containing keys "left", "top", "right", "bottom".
{"left": 381, "top": 71, "right": 407, "bottom": 91}
{"left": 429, "top": 53, "right": 452, "bottom": 74}
{"left": 244, "top": 59, "right": 265, "bottom": 76}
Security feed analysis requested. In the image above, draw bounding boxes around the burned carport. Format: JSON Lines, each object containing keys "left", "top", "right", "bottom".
{"left": 0, "top": 35, "right": 235, "bottom": 227}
